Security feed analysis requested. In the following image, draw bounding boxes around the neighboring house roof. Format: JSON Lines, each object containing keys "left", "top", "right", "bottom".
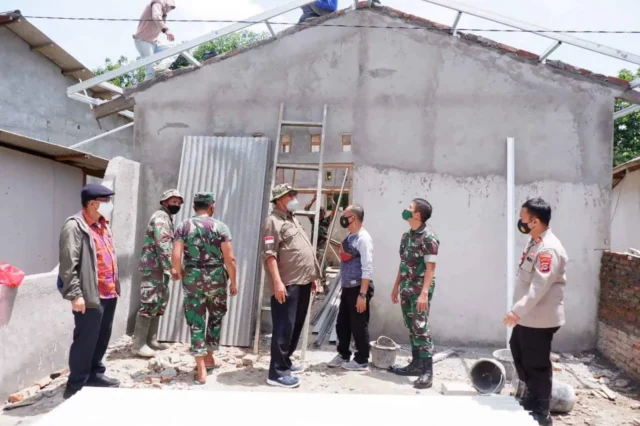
{"left": 612, "top": 156, "right": 640, "bottom": 188}
{"left": 0, "top": 10, "right": 113, "bottom": 99}
{"left": 126, "top": 3, "right": 635, "bottom": 97}
{"left": 0, "top": 129, "right": 109, "bottom": 177}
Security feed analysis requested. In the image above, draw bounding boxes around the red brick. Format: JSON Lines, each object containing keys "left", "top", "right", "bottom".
{"left": 607, "top": 76, "right": 631, "bottom": 87}
{"left": 516, "top": 50, "right": 539, "bottom": 60}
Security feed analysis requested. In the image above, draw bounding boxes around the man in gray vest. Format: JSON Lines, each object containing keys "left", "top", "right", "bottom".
{"left": 327, "top": 204, "right": 374, "bottom": 371}
{"left": 503, "top": 197, "right": 567, "bottom": 426}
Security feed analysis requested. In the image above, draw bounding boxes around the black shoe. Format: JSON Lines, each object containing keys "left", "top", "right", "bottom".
{"left": 86, "top": 375, "right": 120, "bottom": 388}
{"left": 530, "top": 399, "right": 553, "bottom": 426}
{"left": 531, "top": 412, "right": 553, "bottom": 426}
{"left": 519, "top": 394, "right": 535, "bottom": 411}
{"left": 414, "top": 357, "right": 433, "bottom": 389}
{"left": 389, "top": 349, "right": 421, "bottom": 376}
{"left": 63, "top": 387, "right": 79, "bottom": 400}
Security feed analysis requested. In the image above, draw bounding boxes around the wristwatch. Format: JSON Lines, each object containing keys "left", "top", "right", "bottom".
{"left": 358, "top": 292, "right": 366, "bottom": 299}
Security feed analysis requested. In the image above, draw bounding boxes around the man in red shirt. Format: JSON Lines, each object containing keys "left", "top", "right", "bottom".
{"left": 59, "top": 184, "right": 121, "bottom": 399}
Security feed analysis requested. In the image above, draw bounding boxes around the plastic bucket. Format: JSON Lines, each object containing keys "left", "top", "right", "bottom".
{"left": 370, "top": 336, "right": 400, "bottom": 369}
{"left": 0, "top": 285, "right": 19, "bottom": 328}
{"left": 470, "top": 358, "right": 506, "bottom": 395}
{"left": 492, "top": 348, "right": 515, "bottom": 382}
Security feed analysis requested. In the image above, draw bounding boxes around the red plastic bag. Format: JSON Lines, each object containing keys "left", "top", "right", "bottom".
{"left": 0, "top": 262, "right": 25, "bottom": 288}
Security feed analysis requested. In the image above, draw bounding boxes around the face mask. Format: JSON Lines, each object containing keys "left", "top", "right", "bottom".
{"left": 286, "top": 199, "right": 300, "bottom": 213}
{"left": 517, "top": 219, "right": 534, "bottom": 234}
{"left": 167, "top": 205, "right": 181, "bottom": 215}
{"left": 97, "top": 201, "right": 113, "bottom": 218}
{"left": 402, "top": 209, "right": 413, "bottom": 221}
{"left": 340, "top": 216, "right": 351, "bottom": 229}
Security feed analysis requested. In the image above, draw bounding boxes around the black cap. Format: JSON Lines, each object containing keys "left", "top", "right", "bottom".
{"left": 81, "top": 184, "right": 115, "bottom": 205}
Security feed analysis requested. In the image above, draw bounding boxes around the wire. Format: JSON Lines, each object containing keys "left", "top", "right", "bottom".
{"left": 19, "top": 16, "right": 640, "bottom": 34}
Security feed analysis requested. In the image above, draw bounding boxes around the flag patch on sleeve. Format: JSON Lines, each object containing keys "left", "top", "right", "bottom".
{"left": 264, "top": 236, "right": 274, "bottom": 248}
{"left": 538, "top": 253, "right": 552, "bottom": 273}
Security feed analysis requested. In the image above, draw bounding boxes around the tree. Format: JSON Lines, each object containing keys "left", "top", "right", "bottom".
{"left": 614, "top": 68, "right": 640, "bottom": 166}
{"left": 170, "top": 30, "right": 269, "bottom": 70}
{"left": 93, "top": 56, "right": 146, "bottom": 89}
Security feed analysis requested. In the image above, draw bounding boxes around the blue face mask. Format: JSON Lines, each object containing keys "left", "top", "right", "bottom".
{"left": 286, "top": 199, "right": 300, "bottom": 213}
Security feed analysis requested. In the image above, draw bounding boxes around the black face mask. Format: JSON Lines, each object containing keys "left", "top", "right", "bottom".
{"left": 517, "top": 219, "right": 533, "bottom": 234}
{"left": 167, "top": 205, "right": 181, "bottom": 215}
{"left": 340, "top": 216, "right": 351, "bottom": 229}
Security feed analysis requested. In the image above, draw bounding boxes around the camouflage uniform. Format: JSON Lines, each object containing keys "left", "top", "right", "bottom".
{"left": 175, "top": 193, "right": 232, "bottom": 356}
{"left": 138, "top": 205, "right": 175, "bottom": 317}
{"left": 398, "top": 225, "right": 439, "bottom": 359}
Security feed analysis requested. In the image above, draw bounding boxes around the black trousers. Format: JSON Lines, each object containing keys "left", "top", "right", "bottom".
{"left": 336, "top": 285, "right": 373, "bottom": 364}
{"left": 269, "top": 283, "right": 312, "bottom": 380}
{"left": 67, "top": 298, "right": 117, "bottom": 391}
{"left": 509, "top": 324, "right": 560, "bottom": 406}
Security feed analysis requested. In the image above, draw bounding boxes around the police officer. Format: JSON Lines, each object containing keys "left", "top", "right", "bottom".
{"left": 171, "top": 192, "right": 238, "bottom": 385}
{"left": 262, "top": 184, "right": 319, "bottom": 389}
{"left": 503, "top": 198, "right": 567, "bottom": 426}
{"left": 390, "top": 198, "right": 439, "bottom": 390}
{"left": 134, "top": 189, "right": 184, "bottom": 357}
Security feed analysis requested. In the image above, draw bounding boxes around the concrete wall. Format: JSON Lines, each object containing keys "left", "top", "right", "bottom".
{"left": 0, "top": 157, "right": 141, "bottom": 401}
{"left": 610, "top": 170, "right": 640, "bottom": 252}
{"left": 0, "top": 146, "right": 84, "bottom": 275}
{"left": 128, "top": 9, "right": 617, "bottom": 350}
{"left": 0, "top": 27, "right": 133, "bottom": 159}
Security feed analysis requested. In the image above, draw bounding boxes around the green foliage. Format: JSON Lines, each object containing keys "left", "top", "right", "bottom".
{"left": 614, "top": 68, "right": 640, "bottom": 166}
{"left": 170, "top": 30, "right": 270, "bottom": 70}
{"left": 93, "top": 56, "right": 145, "bottom": 89}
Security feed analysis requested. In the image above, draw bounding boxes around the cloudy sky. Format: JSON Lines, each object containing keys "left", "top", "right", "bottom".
{"left": 7, "top": 0, "right": 640, "bottom": 77}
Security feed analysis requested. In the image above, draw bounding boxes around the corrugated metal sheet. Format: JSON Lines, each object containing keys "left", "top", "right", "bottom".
{"left": 158, "top": 136, "right": 271, "bottom": 347}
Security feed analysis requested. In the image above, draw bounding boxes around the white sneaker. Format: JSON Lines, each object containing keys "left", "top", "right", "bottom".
{"left": 327, "top": 355, "right": 348, "bottom": 368}
{"left": 342, "top": 360, "right": 369, "bottom": 372}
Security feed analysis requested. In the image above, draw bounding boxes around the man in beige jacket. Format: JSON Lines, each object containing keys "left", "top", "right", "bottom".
{"left": 503, "top": 197, "right": 568, "bottom": 426}
{"left": 133, "top": 0, "right": 176, "bottom": 81}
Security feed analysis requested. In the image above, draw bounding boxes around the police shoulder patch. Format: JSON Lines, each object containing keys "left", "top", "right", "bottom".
{"left": 538, "top": 252, "right": 552, "bottom": 273}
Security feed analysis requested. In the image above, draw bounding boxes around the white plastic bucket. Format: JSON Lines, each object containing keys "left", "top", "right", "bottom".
{"left": 370, "top": 336, "right": 400, "bottom": 369}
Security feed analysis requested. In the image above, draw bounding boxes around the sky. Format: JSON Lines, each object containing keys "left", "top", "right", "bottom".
{"left": 5, "top": 0, "right": 640, "bottom": 77}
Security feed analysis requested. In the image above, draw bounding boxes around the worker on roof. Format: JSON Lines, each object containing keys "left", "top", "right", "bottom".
{"left": 133, "top": 189, "right": 184, "bottom": 358}
{"left": 171, "top": 192, "right": 238, "bottom": 385}
{"left": 298, "top": 0, "right": 381, "bottom": 23}
{"left": 133, "top": 0, "right": 177, "bottom": 81}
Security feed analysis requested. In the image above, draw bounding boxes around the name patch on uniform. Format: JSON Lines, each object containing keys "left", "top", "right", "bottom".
{"left": 538, "top": 253, "right": 552, "bottom": 273}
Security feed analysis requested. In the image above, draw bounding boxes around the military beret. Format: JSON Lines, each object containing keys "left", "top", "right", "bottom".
{"left": 193, "top": 192, "right": 215, "bottom": 205}
{"left": 81, "top": 184, "right": 115, "bottom": 205}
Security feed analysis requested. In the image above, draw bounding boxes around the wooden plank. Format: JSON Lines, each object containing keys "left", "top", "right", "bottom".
{"left": 92, "top": 97, "right": 135, "bottom": 120}
{"left": 30, "top": 43, "right": 54, "bottom": 51}
{"left": 600, "top": 385, "right": 617, "bottom": 400}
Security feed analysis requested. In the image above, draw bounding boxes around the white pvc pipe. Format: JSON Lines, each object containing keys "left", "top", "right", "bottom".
{"left": 506, "top": 137, "right": 515, "bottom": 347}
{"left": 70, "top": 122, "right": 134, "bottom": 149}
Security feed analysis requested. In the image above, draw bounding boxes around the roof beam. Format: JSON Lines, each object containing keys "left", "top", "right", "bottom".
{"left": 66, "top": 0, "right": 313, "bottom": 95}
{"left": 451, "top": 11, "right": 462, "bottom": 36}
{"left": 30, "top": 43, "right": 54, "bottom": 52}
{"left": 62, "top": 68, "right": 85, "bottom": 76}
{"left": 55, "top": 154, "right": 90, "bottom": 161}
{"left": 265, "top": 21, "right": 276, "bottom": 37}
{"left": 614, "top": 104, "right": 640, "bottom": 120}
{"left": 539, "top": 41, "right": 562, "bottom": 63}
{"left": 70, "top": 92, "right": 135, "bottom": 120}
{"left": 420, "top": 0, "right": 640, "bottom": 65}
{"left": 92, "top": 96, "right": 136, "bottom": 120}
{"left": 0, "top": 11, "right": 21, "bottom": 27}
{"left": 70, "top": 122, "right": 134, "bottom": 150}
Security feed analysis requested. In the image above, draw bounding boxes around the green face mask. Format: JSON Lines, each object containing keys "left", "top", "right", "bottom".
{"left": 402, "top": 209, "right": 413, "bottom": 221}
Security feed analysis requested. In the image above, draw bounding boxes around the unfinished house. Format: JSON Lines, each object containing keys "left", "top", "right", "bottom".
{"left": 68, "top": 3, "right": 640, "bottom": 351}
{"left": 0, "top": 10, "right": 133, "bottom": 159}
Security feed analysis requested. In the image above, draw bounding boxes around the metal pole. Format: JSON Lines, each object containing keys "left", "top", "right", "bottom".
{"left": 320, "top": 169, "right": 349, "bottom": 271}
{"left": 506, "top": 137, "right": 515, "bottom": 347}
{"left": 70, "top": 122, "right": 134, "bottom": 149}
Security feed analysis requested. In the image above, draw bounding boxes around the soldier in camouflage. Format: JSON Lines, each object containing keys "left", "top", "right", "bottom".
{"left": 171, "top": 192, "right": 237, "bottom": 385}
{"left": 390, "top": 198, "right": 439, "bottom": 390}
{"left": 133, "top": 189, "right": 184, "bottom": 358}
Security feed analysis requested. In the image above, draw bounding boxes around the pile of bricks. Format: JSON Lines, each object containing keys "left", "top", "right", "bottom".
{"left": 597, "top": 251, "right": 640, "bottom": 382}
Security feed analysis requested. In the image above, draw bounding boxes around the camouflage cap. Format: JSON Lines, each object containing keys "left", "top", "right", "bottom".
{"left": 160, "top": 189, "right": 183, "bottom": 204}
{"left": 193, "top": 192, "right": 215, "bottom": 206}
{"left": 270, "top": 183, "right": 297, "bottom": 202}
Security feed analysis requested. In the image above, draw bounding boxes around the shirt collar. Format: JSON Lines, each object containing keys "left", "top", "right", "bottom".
{"left": 410, "top": 223, "right": 427, "bottom": 234}
{"left": 273, "top": 208, "right": 292, "bottom": 220}
{"left": 532, "top": 228, "right": 551, "bottom": 245}
{"left": 82, "top": 210, "right": 108, "bottom": 227}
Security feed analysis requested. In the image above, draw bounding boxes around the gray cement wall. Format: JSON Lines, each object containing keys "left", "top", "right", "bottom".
{"left": 0, "top": 27, "right": 133, "bottom": 159}
{"left": 128, "top": 9, "right": 617, "bottom": 350}
{"left": 0, "top": 146, "right": 84, "bottom": 275}
{"left": 0, "top": 157, "right": 141, "bottom": 401}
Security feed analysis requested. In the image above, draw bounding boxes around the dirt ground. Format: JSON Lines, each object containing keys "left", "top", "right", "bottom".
{"left": 1, "top": 333, "right": 639, "bottom": 426}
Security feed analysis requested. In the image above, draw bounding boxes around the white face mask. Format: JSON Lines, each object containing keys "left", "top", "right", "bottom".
{"left": 97, "top": 201, "right": 114, "bottom": 218}
{"left": 286, "top": 198, "right": 300, "bottom": 213}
